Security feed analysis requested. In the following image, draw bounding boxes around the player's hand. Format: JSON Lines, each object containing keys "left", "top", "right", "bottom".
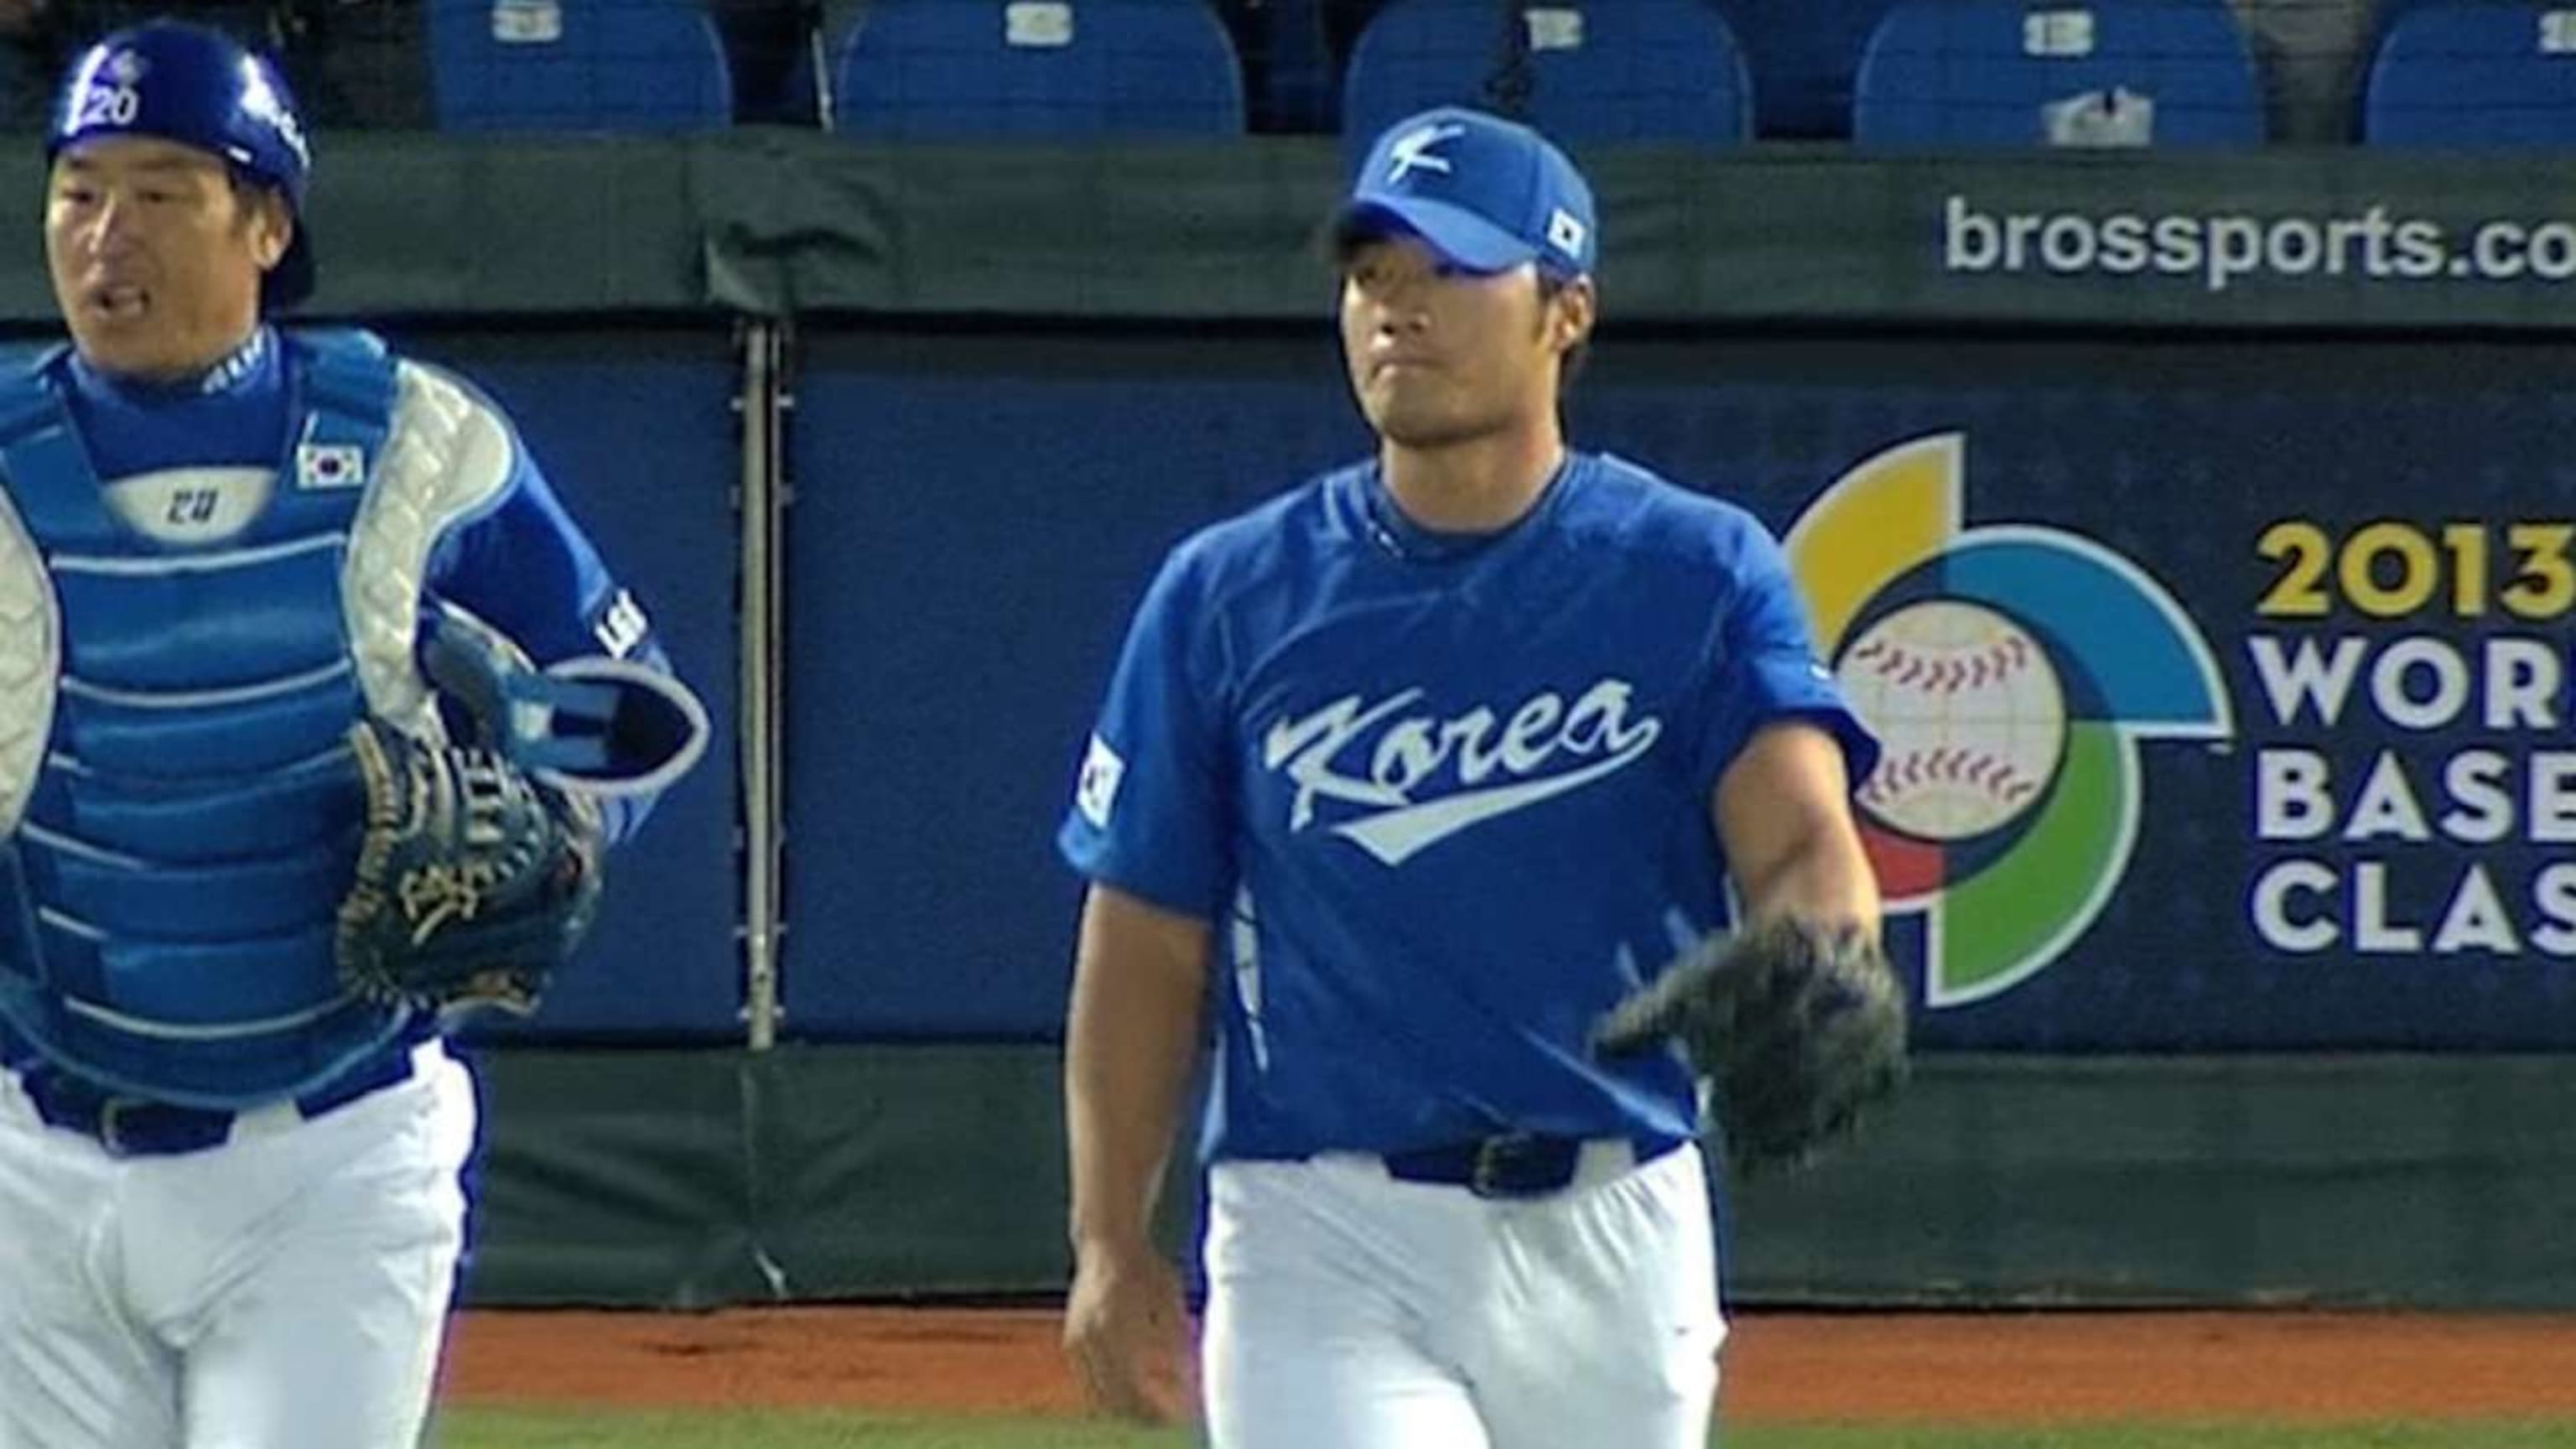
{"left": 1062, "top": 1240, "right": 1192, "bottom": 1424}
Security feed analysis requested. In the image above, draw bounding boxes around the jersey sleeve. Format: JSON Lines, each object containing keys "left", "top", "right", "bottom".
{"left": 418, "top": 373, "right": 686, "bottom": 843}
{"left": 1056, "top": 542, "right": 1237, "bottom": 922}
{"left": 421, "top": 405, "right": 642, "bottom": 667}
{"left": 1691, "top": 521, "right": 1881, "bottom": 794}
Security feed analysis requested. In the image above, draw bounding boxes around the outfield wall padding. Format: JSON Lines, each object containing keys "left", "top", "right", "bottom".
{"left": 465, "top": 1046, "right": 2576, "bottom": 1310}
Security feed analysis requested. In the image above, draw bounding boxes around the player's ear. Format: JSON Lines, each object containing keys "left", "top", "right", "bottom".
{"left": 236, "top": 182, "right": 292, "bottom": 271}
{"left": 1548, "top": 275, "right": 1596, "bottom": 354}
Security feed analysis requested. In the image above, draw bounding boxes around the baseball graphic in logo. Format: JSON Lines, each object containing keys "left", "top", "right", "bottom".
{"left": 1785, "top": 434, "right": 2232, "bottom": 1007}
{"left": 1839, "top": 600, "right": 2064, "bottom": 843}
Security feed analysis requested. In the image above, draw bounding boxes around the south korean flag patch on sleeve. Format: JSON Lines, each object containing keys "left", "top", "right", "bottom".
{"left": 1076, "top": 734, "right": 1125, "bottom": 829}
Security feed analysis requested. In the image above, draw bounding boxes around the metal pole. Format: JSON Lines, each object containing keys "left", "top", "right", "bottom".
{"left": 809, "top": 0, "right": 837, "bottom": 132}
{"left": 737, "top": 319, "right": 787, "bottom": 1051}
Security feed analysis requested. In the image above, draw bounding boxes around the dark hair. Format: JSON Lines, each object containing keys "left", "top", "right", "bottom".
{"left": 1538, "top": 272, "right": 1590, "bottom": 390}
{"left": 221, "top": 168, "right": 293, "bottom": 239}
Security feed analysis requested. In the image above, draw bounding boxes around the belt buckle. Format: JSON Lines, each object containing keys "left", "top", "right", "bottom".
{"left": 1469, "top": 1132, "right": 1536, "bottom": 1198}
{"left": 96, "top": 1096, "right": 144, "bottom": 1157}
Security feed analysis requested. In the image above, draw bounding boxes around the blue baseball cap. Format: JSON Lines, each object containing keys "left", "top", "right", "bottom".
{"left": 1334, "top": 106, "right": 1597, "bottom": 279}
{"left": 49, "top": 22, "right": 318, "bottom": 308}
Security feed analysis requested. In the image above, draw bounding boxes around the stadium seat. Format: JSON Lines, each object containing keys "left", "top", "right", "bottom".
{"left": 832, "top": 0, "right": 1247, "bottom": 137}
{"left": 2364, "top": 2, "right": 2576, "bottom": 145}
{"left": 1854, "top": 0, "right": 2265, "bottom": 146}
{"left": 1339, "top": 0, "right": 1752, "bottom": 153}
{"left": 426, "top": 0, "right": 735, "bottom": 132}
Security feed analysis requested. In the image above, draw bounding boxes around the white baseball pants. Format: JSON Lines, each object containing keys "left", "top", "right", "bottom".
{"left": 0, "top": 1041, "right": 475, "bottom": 1449}
{"left": 1202, "top": 1139, "right": 1724, "bottom": 1449}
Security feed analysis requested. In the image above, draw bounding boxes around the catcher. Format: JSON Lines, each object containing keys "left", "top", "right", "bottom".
{"left": 0, "top": 23, "right": 706, "bottom": 1449}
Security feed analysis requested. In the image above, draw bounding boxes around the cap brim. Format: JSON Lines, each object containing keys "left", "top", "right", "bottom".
{"left": 1332, "top": 196, "right": 1535, "bottom": 274}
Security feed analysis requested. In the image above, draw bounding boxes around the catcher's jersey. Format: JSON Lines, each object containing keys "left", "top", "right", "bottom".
{"left": 1060, "top": 452, "right": 1876, "bottom": 1162}
{"left": 0, "top": 326, "right": 676, "bottom": 1108}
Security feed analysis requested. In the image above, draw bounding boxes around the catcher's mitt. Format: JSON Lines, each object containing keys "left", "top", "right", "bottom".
{"left": 335, "top": 718, "right": 604, "bottom": 1015}
{"left": 1592, "top": 917, "right": 1909, "bottom": 1175}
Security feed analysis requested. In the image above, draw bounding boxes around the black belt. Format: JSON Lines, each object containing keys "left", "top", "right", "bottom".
{"left": 17, "top": 1049, "right": 417, "bottom": 1158}
{"left": 1383, "top": 1132, "right": 1684, "bottom": 1199}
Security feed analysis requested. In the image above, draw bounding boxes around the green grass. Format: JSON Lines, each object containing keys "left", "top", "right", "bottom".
{"left": 434, "top": 1408, "right": 2576, "bottom": 1449}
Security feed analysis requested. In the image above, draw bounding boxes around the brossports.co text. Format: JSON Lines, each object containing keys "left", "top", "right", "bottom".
{"left": 1944, "top": 195, "right": 2576, "bottom": 292}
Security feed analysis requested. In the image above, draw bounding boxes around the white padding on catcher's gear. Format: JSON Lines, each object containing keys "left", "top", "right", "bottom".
{"left": 0, "top": 483, "right": 58, "bottom": 836}
{"left": 341, "top": 362, "right": 516, "bottom": 742}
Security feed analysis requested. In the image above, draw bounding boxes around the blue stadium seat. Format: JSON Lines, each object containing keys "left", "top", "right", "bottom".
{"left": 427, "top": 0, "right": 735, "bottom": 132}
{"left": 2364, "top": 3, "right": 2576, "bottom": 145}
{"left": 833, "top": 0, "right": 1246, "bottom": 137}
{"left": 1340, "top": 0, "right": 1752, "bottom": 154}
{"left": 1854, "top": 0, "right": 2265, "bottom": 146}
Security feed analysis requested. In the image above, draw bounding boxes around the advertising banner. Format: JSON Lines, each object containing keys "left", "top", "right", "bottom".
{"left": 1585, "top": 348, "right": 2576, "bottom": 1050}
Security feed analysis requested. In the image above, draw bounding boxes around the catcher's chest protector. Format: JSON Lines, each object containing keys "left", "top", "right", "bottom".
{"left": 0, "top": 331, "right": 480, "bottom": 1109}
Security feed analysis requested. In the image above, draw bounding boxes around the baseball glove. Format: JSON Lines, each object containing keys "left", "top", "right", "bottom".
{"left": 1592, "top": 917, "right": 1909, "bottom": 1176}
{"left": 335, "top": 718, "right": 605, "bottom": 1015}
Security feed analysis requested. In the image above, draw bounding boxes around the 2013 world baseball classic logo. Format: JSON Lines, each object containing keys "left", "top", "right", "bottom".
{"left": 1786, "top": 434, "right": 2234, "bottom": 1006}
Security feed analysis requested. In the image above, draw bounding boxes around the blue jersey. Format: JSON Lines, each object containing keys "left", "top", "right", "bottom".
{"left": 0, "top": 326, "right": 681, "bottom": 1108}
{"left": 1059, "top": 452, "right": 1876, "bottom": 1163}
